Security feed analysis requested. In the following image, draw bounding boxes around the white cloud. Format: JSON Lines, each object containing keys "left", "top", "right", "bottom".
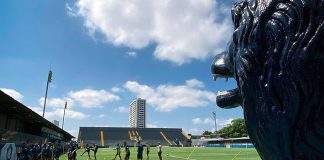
{"left": 0, "top": 88, "right": 24, "bottom": 101}
{"left": 111, "top": 87, "right": 123, "bottom": 93}
{"left": 98, "top": 114, "right": 106, "bottom": 118}
{"left": 126, "top": 51, "right": 137, "bottom": 57}
{"left": 49, "top": 84, "right": 56, "bottom": 89}
{"left": 192, "top": 118, "right": 203, "bottom": 125}
{"left": 192, "top": 117, "right": 233, "bottom": 129}
{"left": 187, "top": 128, "right": 203, "bottom": 135}
{"left": 218, "top": 118, "right": 233, "bottom": 127}
{"left": 27, "top": 106, "right": 43, "bottom": 115}
{"left": 192, "top": 118, "right": 213, "bottom": 125}
{"left": 204, "top": 118, "right": 214, "bottom": 125}
{"left": 66, "top": 3, "right": 78, "bottom": 17}
{"left": 114, "top": 106, "right": 129, "bottom": 113}
{"left": 147, "top": 123, "right": 158, "bottom": 128}
{"left": 47, "top": 109, "right": 89, "bottom": 120}
{"left": 185, "top": 79, "right": 204, "bottom": 88}
{"left": 68, "top": 0, "right": 232, "bottom": 65}
{"left": 123, "top": 79, "right": 214, "bottom": 112}
{"left": 28, "top": 106, "right": 89, "bottom": 120}
{"left": 39, "top": 97, "right": 75, "bottom": 109}
{"left": 67, "top": 129, "right": 78, "bottom": 139}
{"left": 147, "top": 121, "right": 159, "bottom": 128}
{"left": 68, "top": 89, "right": 120, "bottom": 108}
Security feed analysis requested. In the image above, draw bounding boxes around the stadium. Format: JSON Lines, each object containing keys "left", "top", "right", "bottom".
{"left": 0, "top": 91, "right": 260, "bottom": 159}
{"left": 1, "top": 0, "right": 323, "bottom": 158}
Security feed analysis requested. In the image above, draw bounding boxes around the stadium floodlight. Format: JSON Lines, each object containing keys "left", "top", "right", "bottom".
{"left": 42, "top": 70, "right": 52, "bottom": 117}
{"left": 212, "top": 111, "right": 217, "bottom": 137}
{"left": 62, "top": 101, "right": 67, "bottom": 129}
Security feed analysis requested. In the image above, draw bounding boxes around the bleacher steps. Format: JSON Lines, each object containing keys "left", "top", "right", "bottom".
{"left": 160, "top": 131, "right": 172, "bottom": 145}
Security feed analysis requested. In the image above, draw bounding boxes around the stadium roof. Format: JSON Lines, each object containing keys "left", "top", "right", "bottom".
{"left": 192, "top": 136, "right": 250, "bottom": 142}
{"left": 0, "top": 90, "right": 74, "bottom": 139}
{"left": 79, "top": 127, "right": 183, "bottom": 130}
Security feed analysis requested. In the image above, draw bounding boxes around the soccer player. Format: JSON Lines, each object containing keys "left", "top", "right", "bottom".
{"left": 91, "top": 143, "right": 98, "bottom": 160}
{"left": 145, "top": 143, "right": 150, "bottom": 159}
{"left": 157, "top": 142, "right": 162, "bottom": 160}
{"left": 137, "top": 141, "right": 144, "bottom": 160}
{"left": 31, "top": 143, "right": 38, "bottom": 160}
{"left": 53, "top": 143, "right": 61, "bottom": 160}
{"left": 68, "top": 145, "right": 77, "bottom": 160}
{"left": 44, "top": 142, "right": 51, "bottom": 160}
{"left": 19, "top": 142, "right": 29, "bottom": 160}
{"left": 124, "top": 141, "right": 130, "bottom": 160}
{"left": 80, "top": 143, "right": 91, "bottom": 159}
{"left": 113, "top": 143, "right": 122, "bottom": 160}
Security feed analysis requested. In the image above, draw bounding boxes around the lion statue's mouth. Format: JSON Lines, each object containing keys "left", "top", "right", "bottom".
{"left": 211, "top": 51, "right": 241, "bottom": 109}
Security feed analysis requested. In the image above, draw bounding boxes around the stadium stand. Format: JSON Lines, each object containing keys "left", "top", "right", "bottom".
{"left": 162, "top": 129, "right": 188, "bottom": 145}
{"left": 160, "top": 131, "right": 172, "bottom": 145}
{"left": 78, "top": 127, "right": 190, "bottom": 147}
{"left": 191, "top": 137, "right": 255, "bottom": 148}
{"left": 0, "top": 90, "right": 73, "bottom": 144}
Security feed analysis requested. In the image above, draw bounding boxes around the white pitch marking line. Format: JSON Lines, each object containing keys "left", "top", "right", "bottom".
{"left": 164, "top": 154, "right": 197, "bottom": 160}
{"left": 186, "top": 147, "right": 197, "bottom": 160}
{"left": 232, "top": 150, "right": 243, "bottom": 160}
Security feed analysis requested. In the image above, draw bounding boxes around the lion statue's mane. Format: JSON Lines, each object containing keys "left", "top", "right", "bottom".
{"left": 211, "top": 0, "right": 324, "bottom": 159}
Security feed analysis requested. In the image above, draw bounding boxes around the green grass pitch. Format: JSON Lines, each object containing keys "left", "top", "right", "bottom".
{"left": 60, "top": 147, "right": 261, "bottom": 160}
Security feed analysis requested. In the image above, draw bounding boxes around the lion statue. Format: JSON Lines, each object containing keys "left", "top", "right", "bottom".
{"left": 211, "top": 0, "right": 323, "bottom": 159}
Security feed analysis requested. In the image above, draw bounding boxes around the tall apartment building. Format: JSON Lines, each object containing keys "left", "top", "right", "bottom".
{"left": 129, "top": 98, "right": 146, "bottom": 128}
{"left": 53, "top": 120, "right": 59, "bottom": 127}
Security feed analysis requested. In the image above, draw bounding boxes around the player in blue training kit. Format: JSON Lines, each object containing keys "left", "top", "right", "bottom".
{"left": 91, "top": 143, "right": 98, "bottom": 160}
{"left": 124, "top": 141, "right": 130, "bottom": 160}
{"left": 81, "top": 144, "right": 91, "bottom": 159}
{"left": 137, "top": 141, "right": 144, "bottom": 160}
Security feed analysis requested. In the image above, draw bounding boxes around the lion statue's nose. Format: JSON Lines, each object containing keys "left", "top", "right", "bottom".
{"left": 211, "top": 51, "right": 233, "bottom": 81}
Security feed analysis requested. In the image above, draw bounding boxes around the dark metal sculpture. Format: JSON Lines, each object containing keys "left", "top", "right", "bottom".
{"left": 211, "top": 0, "right": 323, "bottom": 159}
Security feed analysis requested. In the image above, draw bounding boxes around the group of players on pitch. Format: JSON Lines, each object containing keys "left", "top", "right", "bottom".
{"left": 77, "top": 141, "right": 162, "bottom": 160}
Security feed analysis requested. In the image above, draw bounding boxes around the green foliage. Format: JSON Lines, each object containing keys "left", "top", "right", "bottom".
{"left": 202, "top": 130, "right": 212, "bottom": 136}
{"left": 217, "top": 118, "right": 248, "bottom": 138}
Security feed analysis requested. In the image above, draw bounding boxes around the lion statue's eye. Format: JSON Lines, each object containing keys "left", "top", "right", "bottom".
{"left": 231, "top": 1, "right": 246, "bottom": 29}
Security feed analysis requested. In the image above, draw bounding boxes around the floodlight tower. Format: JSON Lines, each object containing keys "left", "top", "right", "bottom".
{"left": 212, "top": 111, "right": 217, "bottom": 137}
{"left": 42, "top": 70, "right": 52, "bottom": 117}
{"left": 62, "top": 101, "right": 67, "bottom": 129}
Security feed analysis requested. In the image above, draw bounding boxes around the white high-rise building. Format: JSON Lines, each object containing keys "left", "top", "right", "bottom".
{"left": 53, "top": 120, "right": 59, "bottom": 127}
{"left": 129, "top": 98, "right": 146, "bottom": 128}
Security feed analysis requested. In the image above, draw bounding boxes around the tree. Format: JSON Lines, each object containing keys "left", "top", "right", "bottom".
{"left": 217, "top": 118, "right": 248, "bottom": 138}
{"left": 202, "top": 130, "right": 212, "bottom": 136}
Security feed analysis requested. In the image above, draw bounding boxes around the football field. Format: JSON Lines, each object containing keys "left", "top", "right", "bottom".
{"left": 60, "top": 147, "right": 261, "bottom": 160}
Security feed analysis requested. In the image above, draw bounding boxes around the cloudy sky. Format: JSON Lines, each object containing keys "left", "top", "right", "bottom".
{"left": 0, "top": 0, "right": 241, "bottom": 137}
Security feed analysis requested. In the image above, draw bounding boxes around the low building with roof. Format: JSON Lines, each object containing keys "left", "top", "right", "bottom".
{"left": 0, "top": 90, "right": 73, "bottom": 144}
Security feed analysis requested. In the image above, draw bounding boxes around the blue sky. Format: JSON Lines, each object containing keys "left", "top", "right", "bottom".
{"left": 0, "top": 0, "right": 241, "bottom": 137}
